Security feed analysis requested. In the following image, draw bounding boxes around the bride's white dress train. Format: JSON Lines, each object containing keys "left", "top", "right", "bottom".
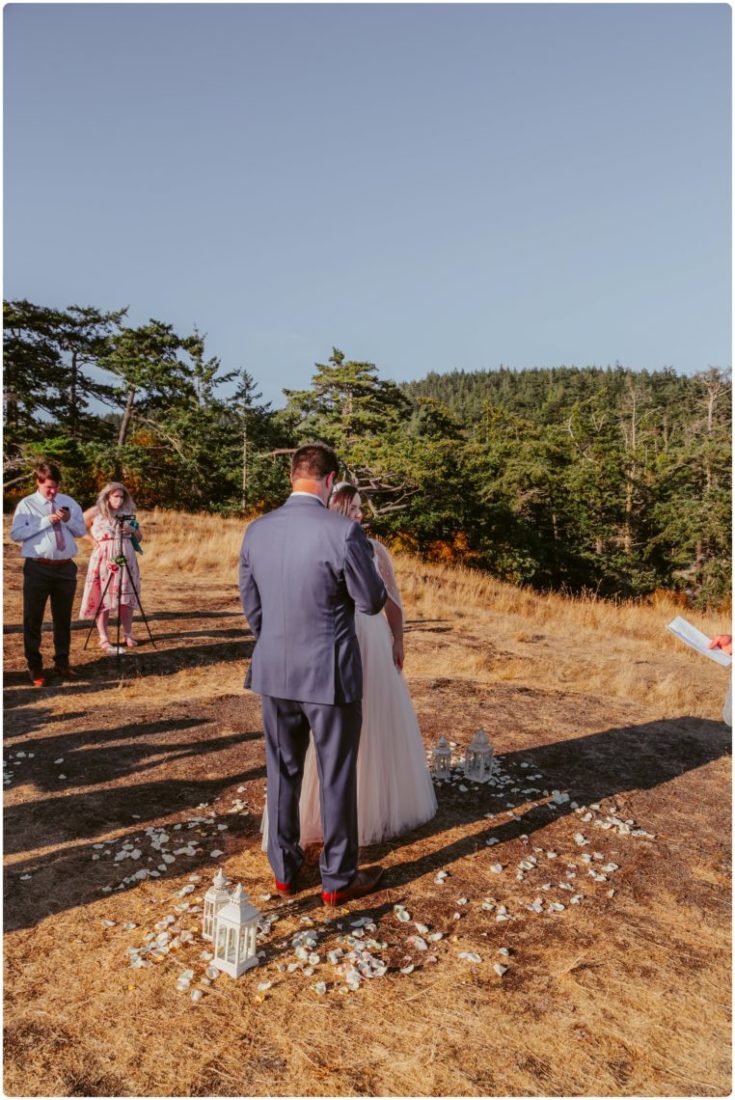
{"left": 261, "top": 539, "right": 437, "bottom": 847}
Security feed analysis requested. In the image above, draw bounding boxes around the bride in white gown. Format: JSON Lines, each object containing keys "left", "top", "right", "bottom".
{"left": 262, "top": 483, "right": 437, "bottom": 848}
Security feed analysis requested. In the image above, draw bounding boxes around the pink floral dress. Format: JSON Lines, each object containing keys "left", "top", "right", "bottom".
{"left": 79, "top": 514, "right": 141, "bottom": 619}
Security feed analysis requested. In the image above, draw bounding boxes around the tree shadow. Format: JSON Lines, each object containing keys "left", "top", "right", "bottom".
{"left": 4, "top": 762, "right": 268, "bottom": 932}
{"left": 405, "top": 623, "right": 453, "bottom": 635}
{"left": 5, "top": 713, "right": 728, "bottom": 934}
{"left": 2, "top": 610, "right": 244, "bottom": 635}
{"left": 145, "top": 627, "right": 246, "bottom": 643}
{"left": 3, "top": 638, "right": 255, "bottom": 704}
{"left": 239, "top": 713, "right": 731, "bottom": 898}
{"left": 5, "top": 753, "right": 267, "bottom": 858}
{"left": 3, "top": 704, "right": 89, "bottom": 739}
{"left": 3, "top": 720, "right": 266, "bottom": 850}
{"left": 129, "top": 610, "right": 243, "bottom": 623}
{"left": 376, "top": 715, "right": 731, "bottom": 888}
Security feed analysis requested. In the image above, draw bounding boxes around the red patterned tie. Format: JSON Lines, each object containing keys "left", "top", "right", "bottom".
{"left": 50, "top": 500, "right": 65, "bottom": 552}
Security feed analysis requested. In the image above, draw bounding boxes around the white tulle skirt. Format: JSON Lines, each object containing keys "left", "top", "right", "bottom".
{"left": 261, "top": 610, "right": 437, "bottom": 848}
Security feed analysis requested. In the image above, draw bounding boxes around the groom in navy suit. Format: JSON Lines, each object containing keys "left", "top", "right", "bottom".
{"left": 239, "top": 442, "right": 387, "bottom": 905}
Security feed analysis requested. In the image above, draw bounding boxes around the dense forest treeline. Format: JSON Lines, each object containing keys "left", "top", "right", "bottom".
{"left": 3, "top": 299, "right": 731, "bottom": 606}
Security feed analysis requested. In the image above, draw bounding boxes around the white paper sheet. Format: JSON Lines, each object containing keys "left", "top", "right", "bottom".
{"left": 666, "top": 616, "right": 732, "bottom": 667}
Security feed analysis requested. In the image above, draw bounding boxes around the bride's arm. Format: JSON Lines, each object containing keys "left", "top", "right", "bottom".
{"left": 384, "top": 597, "right": 404, "bottom": 671}
{"left": 372, "top": 540, "right": 405, "bottom": 670}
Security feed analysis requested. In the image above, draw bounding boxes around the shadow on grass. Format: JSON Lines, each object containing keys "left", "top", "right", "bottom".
{"left": 4, "top": 713, "right": 729, "bottom": 933}
{"left": 378, "top": 714, "right": 731, "bottom": 888}
{"left": 3, "top": 705, "right": 89, "bottom": 740}
{"left": 2, "top": 610, "right": 245, "bottom": 635}
{"left": 3, "top": 637, "right": 255, "bottom": 706}
{"left": 4, "top": 719, "right": 266, "bottom": 855}
{"left": 4, "top": 757, "right": 267, "bottom": 932}
{"left": 403, "top": 617, "right": 453, "bottom": 636}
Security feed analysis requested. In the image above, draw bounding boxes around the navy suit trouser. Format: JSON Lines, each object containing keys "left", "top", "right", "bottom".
{"left": 261, "top": 694, "right": 362, "bottom": 893}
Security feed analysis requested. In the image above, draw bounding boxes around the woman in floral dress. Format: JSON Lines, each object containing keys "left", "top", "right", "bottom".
{"left": 80, "top": 482, "right": 143, "bottom": 649}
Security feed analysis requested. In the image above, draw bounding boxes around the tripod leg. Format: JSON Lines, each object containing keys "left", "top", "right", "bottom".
{"left": 83, "top": 571, "right": 116, "bottom": 651}
{"left": 123, "top": 565, "right": 157, "bottom": 648}
{"left": 115, "top": 565, "right": 123, "bottom": 669}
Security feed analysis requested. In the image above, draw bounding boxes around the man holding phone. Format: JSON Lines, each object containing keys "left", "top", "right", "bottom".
{"left": 11, "top": 461, "right": 86, "bottom": 686}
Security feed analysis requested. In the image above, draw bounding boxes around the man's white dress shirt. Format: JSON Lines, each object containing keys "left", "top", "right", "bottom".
{"left": 10, "top": 490, "right": 86, "bottom": 559}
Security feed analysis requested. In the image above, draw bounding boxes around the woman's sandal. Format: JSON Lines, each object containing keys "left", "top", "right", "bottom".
{"left": 124, "top": 637, "right": 138, "bottom": 648}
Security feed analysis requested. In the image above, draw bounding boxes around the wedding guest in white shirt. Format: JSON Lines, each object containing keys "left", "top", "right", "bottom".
{"left": 10, "top": 460, "right": 86, "bottom": 686}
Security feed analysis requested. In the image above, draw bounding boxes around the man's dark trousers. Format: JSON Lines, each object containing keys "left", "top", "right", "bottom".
{"left": 23, "top": 559, "right": 77, "bottom": 671}
{"left": 261, "top": 695, "right": 362, "bottom": 892}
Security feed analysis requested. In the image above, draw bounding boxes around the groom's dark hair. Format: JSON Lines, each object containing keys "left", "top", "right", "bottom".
{"left": 291, "top": 442, "right": 340, "bottom": 481}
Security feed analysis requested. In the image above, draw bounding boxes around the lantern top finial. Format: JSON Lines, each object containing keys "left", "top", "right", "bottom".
{"left": 470, "top": 728, "right": 490, "bottom": 748}
{"left": 435, "top": 736, "right": 450, "bottom": 750}
{"left": 213, "top": 869, "right": 227, "bottom": 889}
{"left": 216, "top": 883, "right": 261, "bottom": 926}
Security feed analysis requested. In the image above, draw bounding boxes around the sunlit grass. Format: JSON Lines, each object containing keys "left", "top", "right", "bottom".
{"left": 123, "top": 510, "right": 729, "bottom": 720}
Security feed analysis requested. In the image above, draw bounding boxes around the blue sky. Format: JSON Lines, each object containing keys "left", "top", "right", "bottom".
{"left": 4, "top": 3, "right": 731, "bottom": 407}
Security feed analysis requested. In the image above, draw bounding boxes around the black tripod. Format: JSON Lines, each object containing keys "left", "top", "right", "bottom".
{"left": 83, "top": 514, "right": 156, "bottom": 665}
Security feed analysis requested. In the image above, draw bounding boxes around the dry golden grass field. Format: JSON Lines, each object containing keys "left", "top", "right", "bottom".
{"left": 3, "top": 510, "right": 732, "bottom": 1097}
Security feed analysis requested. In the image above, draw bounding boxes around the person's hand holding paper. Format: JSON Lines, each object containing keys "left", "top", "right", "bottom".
{"left": 666, "top": 616, "right": 732, "bottom": 667}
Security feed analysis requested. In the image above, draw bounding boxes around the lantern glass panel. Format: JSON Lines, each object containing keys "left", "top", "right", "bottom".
{"left": 432, "top": 747, "right": 451, "bottom": 778}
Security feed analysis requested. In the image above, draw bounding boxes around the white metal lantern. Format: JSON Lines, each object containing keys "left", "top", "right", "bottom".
{"left": 464, "top": 729, "right": 494, "bottom": 783}
{"left": 431, "top": 736, "right": 452, "bottom": 780}
{"left": 212, "top": 884, "right": 261, "bottom": 978}
{"left": 202, "top": 869, "right": 231, "bottom": 941}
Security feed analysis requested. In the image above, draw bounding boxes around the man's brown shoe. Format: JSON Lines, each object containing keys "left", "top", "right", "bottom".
{"left": 321, "top": 865, "right": 384, "bottom": 907}
{"left": 54, "top": 665, "right": 80, "bottom": 680}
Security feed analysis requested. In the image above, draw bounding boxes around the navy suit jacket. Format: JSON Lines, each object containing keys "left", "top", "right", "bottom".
{"left": 239, "top": 494, "right": 387, "bottom": 705}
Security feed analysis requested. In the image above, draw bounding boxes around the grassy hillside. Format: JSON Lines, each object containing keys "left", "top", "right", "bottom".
{"left": 3, "top": 511, "right": 731, "bottom": 1096}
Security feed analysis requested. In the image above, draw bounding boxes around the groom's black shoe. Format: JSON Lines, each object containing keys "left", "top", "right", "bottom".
{"left": 321, "top": 865, "right": 384, "bottom": 907}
